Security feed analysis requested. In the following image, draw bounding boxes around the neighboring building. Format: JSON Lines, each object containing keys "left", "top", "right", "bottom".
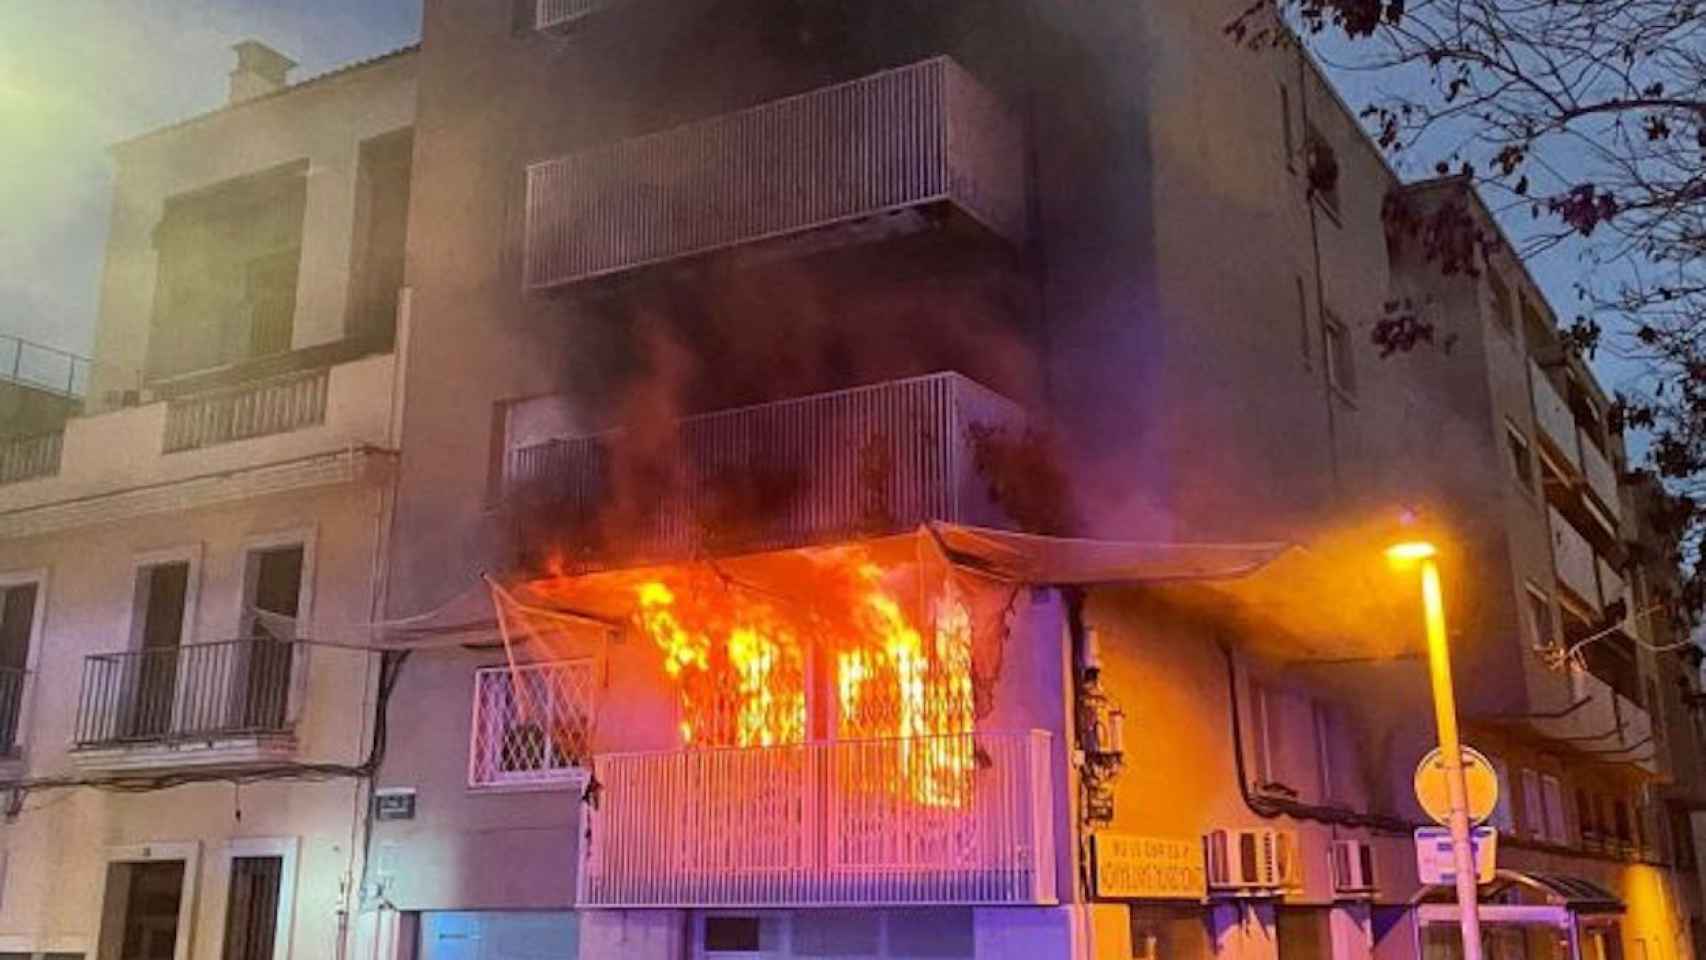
{"left": 0, "top": 42, "right": 415, "bottom": 960}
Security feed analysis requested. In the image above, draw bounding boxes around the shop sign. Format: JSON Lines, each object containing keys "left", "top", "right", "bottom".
{"left": 1090, "top": 833, "right": 1206, "bottom": 900}
{"left": 1414, "top": 825, "right": 1496, "bottom": 885}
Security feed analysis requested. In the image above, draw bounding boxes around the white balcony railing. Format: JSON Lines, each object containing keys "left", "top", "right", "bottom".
{"left": 524, "top": 57, "right": 1027, "bottom": 288}
{"left": 469, "top": 660, "right": 596, "bottom": 788}
{"left": 163, "top": 367, "right": 330, "bottom": 453}
{"left": 1579, "top": 436, "right": 1622, "bottom": 523}
{"left": 1550, "top": 507, "right": 1599, "bottom": 608}
{"left": 580, "top": 730, "right": 1056, "bottom": 907}
{"left": 505, "top": 372, "right": 1025, "bottom": 568}
{"left": 1530, "top": 363, "right": 1581, "bottom": 472}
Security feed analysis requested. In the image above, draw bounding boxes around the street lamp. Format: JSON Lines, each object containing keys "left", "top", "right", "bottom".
{"left": 1386, "top": 538, "right": 1484, "bottom": 960}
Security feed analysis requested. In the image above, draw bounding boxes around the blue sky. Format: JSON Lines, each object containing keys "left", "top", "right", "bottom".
{"left": 0, "top": 0, "right": 419, "bottom": 354}
{"left": 0, "top": 4, "right": 1627, "bottom": 398}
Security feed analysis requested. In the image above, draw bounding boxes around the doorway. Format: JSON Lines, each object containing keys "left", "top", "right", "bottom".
{"left": 99, "top": 860, "right": 186, "bottom": 960}
{"left": 236, "top": 545, "right": 303, "bottom": 731}
{"left": 125, "top": 562, "right": 190, "bottom": 739}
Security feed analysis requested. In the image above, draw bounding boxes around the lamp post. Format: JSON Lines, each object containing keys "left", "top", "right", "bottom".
{"left": 1387, "top": 539, "right": 1484, "bottom": 960}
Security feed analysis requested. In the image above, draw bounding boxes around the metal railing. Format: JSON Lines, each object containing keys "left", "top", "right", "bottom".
{"left": 162, "top": 367, "right": 329, "bottom": 453}
{"left": 524, "top": 57, "right": 1026, "bottom": 288}
{"left": 505, "top": 372, "right": 1025, "bottom": 565}
{"left": 1, "top": 334, "right": 90, "bottom": 398}
{"left": 535, "top": 0, "right": 613, "bottom": 29}
{"left": 73, "top": 638, "right": 302, "bottom": 748}
{"left": 469, "top": 660, "right": 597, "bottom": 788}
{"left": 580, "top": 730, "right": 1056, "bottom": 907}
{"left": 0, "top": 430, "right": 62, "bottom": 485}
{"left": 1530, "top": 362, "right": 1581, "bottom": 472}
{"left": 0, "top": 666, "right": 23, "bottom": 755}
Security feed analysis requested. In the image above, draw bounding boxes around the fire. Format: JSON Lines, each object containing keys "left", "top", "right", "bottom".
{"left": 629, "top": 552, "right": 977, "bottom": 807}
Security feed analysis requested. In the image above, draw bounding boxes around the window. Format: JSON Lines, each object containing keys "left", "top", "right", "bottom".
{"left": 1295, "top": 275, "right": 1311, "bottom": 368}
{"left": 1249, "top": 680, "right": 1281, "bottom": 790}
{"left": 1324, "top": 314, "right": 1355, "bottom": 397}
{"left": 148, "top": 163, "right": 308, "bottom": 380}
{"left": 1506, "top": 422, "right": 1535, "bottom": 491}
{"left": 1303, "top": 123, "right": 1341, "bottom": 217}
{"left": 239, "top": 544, "right": 305, "bottom": 731}
{"left": 469, "top": 661, "right": 596, "bottom": 788}
{"left": 222, "top": 856, "right": 284, "bottom": 960}
{"left": 1541, "top": 775, "right": 1567, "bottom": 844}
{"left": 1525, "top": 585, "right": 1556, "bottom": 651}
{"left": 124, "top": 556, "right": 196, "bottom": 740}
{"left": 704, "top": 916, "right": 766, "bottom": 953}
{"left": 1579, "top": 788, "right": 1600, "bottom": 845}
{"left": 1488, "top": 756, "right": 1515, "bottom": 833}
{"left": 348, "top": 128, "right": 414, "bottom": 345}
{"left": 0, "top": 580, "right": 38, "bottom": 756}
{"left": 1521, "top": 768, "right": 1546, "bottom": 840}
{"left": 1488, "top": 269, "right": 1515, "bottom": 333}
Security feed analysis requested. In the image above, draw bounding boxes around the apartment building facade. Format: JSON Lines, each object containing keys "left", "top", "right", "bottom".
{"left": 360, "top": 2, "right": 1705, "bottom": 960}
{"left": 0, "top": 44, "right": 416, "bottom": 960}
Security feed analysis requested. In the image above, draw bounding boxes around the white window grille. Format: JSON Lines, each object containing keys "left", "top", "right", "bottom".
{"left": 470, "top": 660, "right": 596, "bottom": 788}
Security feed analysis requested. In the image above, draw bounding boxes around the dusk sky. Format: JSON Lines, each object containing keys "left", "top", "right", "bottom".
{"left": 0, "top": 3, "right": 1620, "bottom": 395}
{"left": 0, "top": 0, "right": 418, "bottom": 354}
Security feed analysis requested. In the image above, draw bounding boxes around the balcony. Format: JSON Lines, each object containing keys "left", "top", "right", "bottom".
{"left": 0, "top": 431, "right": 62, "bottom": 486}
{"left": 1579, "top": 436, "right": 1622, "bottom": 523}
{"left": 1549, "top": 507, "right": 1599, "bottom": 609}
{"left": 0, "top": 350, "right": 394, "bottom": 540}
{"left": 1556, "top": 665, "right": 1657, "bottom": 775}
{"left": 162, "top": 367, "right": 328, "bottom": 453}
{"left": 71, "top": 638, "right": 304, "bottom": 771}
{"left": 579, "top": 730, "right": 1056, "bottom": 907}
{"left": 524, "top": 57, "right": 1027, "bottom": 289}
{"left": 505, "top": 372, "right": 1026, "bottom": 569}
{"left": 1530, "top": 363, "right": 1581, "bottom": 474}
{"left": 1597, "top": 556, "right": 1625, "bottom": 610}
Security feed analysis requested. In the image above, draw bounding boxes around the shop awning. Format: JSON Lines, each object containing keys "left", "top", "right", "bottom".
{"left": 1414, "top": 870, "right": 1624, "bottom": 913}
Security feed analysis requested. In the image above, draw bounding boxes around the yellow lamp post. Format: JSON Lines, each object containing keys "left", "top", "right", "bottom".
{"left": 1387, "top": 539, "right": 1484, "bottom": 960}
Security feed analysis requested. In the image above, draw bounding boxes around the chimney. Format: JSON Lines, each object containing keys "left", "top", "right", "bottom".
{"left": 228, "top": 41, "right": 297, "bottom": 104}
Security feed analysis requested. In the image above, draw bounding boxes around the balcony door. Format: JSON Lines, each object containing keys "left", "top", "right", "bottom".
{"left": 125, "top": 561, "right": 190, "bottom": 739}
{"left": 0, "top": 581, "right": 36, "bottom": 754}
{"left": 235, "top": 545, "right": 303, "bottom": 732}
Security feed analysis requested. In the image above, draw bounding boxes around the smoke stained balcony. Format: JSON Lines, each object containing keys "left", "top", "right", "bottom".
{"left": 579, "top": 730, "right": 1056, "bottom": 907}
{"left": 503, "top": 372, "right": 1029, "bottom": 570}
{"left": 523, "top": 57, "right": 1027, "bottom": 290}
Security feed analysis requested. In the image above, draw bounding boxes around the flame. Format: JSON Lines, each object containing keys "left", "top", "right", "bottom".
{"left": 629, "top": 552, "right": 976, "bottom": 807}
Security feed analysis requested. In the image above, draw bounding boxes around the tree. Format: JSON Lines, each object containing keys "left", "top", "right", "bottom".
{"left": 1228, "top": 0, "right": 1706, "bottom": 615}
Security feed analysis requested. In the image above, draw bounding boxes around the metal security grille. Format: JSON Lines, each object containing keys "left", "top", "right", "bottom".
{"left": 469, "top": 660, "right": 596, "bottom": 787}
{"left": 523, "top": 57, "right": 1025, "bottom": 289}
{"left": 535, "top": 0, "right": 612, "bottom": 29}
{"left": 222, "top": 856, "right": 283, "bottom": 960}
{"left": 162, "top": 367, "right": 329, "bottom": 453}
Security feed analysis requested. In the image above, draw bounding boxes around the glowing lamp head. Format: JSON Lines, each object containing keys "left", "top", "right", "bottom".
{"left": 1385, "top": 540, "right": 1437, "bottom": 567}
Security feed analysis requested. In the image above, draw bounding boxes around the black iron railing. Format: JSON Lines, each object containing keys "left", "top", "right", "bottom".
{"left": 74, "top": 638, "right": 300, "bottom": 748}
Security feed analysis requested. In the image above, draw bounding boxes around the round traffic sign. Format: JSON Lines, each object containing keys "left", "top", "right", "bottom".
{"left": 1413, "top": 746, "right": 1499, "bottom": 826}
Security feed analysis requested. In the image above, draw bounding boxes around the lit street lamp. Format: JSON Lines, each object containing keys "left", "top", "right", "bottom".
{"left": 1387, "top": 538, "right": 1484, "bottom": 960}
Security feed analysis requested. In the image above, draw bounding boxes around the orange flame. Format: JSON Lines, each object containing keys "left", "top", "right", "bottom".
{"left": 630, "top": 554, "right": 976, "bottom": 806}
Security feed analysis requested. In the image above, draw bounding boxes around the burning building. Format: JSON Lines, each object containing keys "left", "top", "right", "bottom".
{"left": 0, "top": 1, "right": 1700, "bottom": 960}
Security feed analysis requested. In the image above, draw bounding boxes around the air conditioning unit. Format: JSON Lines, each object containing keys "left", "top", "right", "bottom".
{"left": 1205, "top": 828, "right": 1301, "bottom": 893}
{"left": 1330, "top": 839, "right": 1377, "bottom": 895}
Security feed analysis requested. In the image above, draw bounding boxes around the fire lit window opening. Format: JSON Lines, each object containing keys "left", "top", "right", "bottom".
{"left": 630, "top": 557, "right": 982, "bottom": 809}
{"left": 469, "top": 660, "right": 596, "bottom": 788}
